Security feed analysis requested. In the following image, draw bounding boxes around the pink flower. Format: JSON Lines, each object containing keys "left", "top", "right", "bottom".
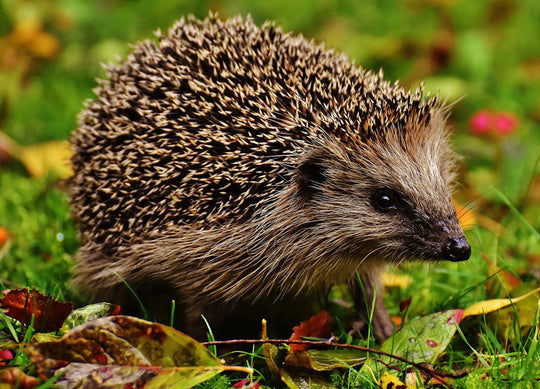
{"left": 468, "top": 110, "right": 493, "bottom": 135}
{"left": 468, "top": 110, "right": 520, "bottom": 137}
{"left": 0, "top": 349, "right": 13, "bottom": 366}
{"left": 493, "top": 112, "right": 519, "bottom": 135}
{"left": 232, "top": 379, "right": 261, "bottom": 388}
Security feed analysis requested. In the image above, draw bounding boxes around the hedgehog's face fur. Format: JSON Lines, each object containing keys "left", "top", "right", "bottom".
{"left": 293, "top": 111, "right": 470, "bottom": 266}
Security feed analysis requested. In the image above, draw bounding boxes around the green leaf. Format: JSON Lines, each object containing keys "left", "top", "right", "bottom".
{"left": 281, "top": 366, "right": 338, "bottom": 389}
{"left": 61, "top": 303, "right": 120, "bottom": 333}
{"left": 285, "top": 349, "right": 367, "bottom": 371}
{"left": 362, "top": 309, "right": 463, "bottom": 374}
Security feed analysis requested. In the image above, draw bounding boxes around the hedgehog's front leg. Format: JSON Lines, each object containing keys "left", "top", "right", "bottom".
{"left": 349, "top": 269, "right": 394, "bottom": 341}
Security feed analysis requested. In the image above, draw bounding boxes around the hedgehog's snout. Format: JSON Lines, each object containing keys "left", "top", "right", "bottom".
{"left": 442, "top": 235, "right": 471, "bottom": 262}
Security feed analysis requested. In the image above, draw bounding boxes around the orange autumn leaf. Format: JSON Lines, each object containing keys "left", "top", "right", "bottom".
{"left": 0, "top": 289, "right": 73, "bottom": 332}
{"left": 0, "top": 227, "right": 8, "bottom": 245}
{"left": 288, "top": 311, "right": 333, "bottom": 352}
{"left": 390, "top": 316, "right": 402, "bottom": 327}
{"left": 481, "top": 253, "right": 522, "bottom": 293}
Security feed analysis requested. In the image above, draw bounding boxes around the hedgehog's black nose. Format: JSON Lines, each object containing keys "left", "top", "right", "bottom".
{"left": 443, "top": 236, "right": 471, "bottom": 262}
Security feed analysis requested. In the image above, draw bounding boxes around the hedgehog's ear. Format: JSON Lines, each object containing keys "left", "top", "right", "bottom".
{"left": 296, "top": 151, "right": 327, "bottom": 200}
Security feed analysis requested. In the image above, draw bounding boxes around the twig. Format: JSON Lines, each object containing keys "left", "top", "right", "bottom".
{"left": 203, "top": 338, "right": 470, "bottom": 381}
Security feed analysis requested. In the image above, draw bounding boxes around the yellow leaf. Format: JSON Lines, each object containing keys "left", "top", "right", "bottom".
{"left": 463, "top": 286, "right": 540, "bottom": 318}
{"left": 29, "top": 31, "right": 61, "bottom": 59}
{"left": 17, "top": 140, "right": 73, "bottom": 179}
{"left": 379, "top": 371, "right": 408, "bottom": 388}
{"left": 10, "top": 17, "right": 61, "bottom": 59}
{"left": 11, "top": 17, "right": 43, "bottom": 46}
{"left": 381, "top": 272, "right": 411, "bottom": 289}
{"left": 0, "top": 131, "right": 72, "bottom": 179}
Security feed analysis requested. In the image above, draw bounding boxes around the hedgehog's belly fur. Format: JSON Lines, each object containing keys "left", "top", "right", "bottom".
{"left": 72, "top": 221, "right": 393, "bottom": 340}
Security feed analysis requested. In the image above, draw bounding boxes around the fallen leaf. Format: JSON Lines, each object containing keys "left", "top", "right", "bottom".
{"left": 405, "top": 363, "right": 433, "bottom": 387}
{"left": 481, "top": 253, "right": 522, "bottom": 294}
{"left": 453, "top": 198, "right": 503, "bottom": 233}
{"left": 462, "top": 286, "right": 540, "bottom": 318}
{"left": 17, "top": 140, "right": 73, "bottom": 179}
{"left": 289, "top": 312, "right": 333, "bottom": 352}
{"left": 362, "top": 310, "right": 463, "bottom": 374}
{"left": 29, "top": 315, "right": 251, "bottom": 388}
{"left": 61, "top": 302, "right": 121, "bottom": 333}
{"left": 379, "top": 371, "right": 407, "bottom": 389}
{"left": 0, "top": 131, "right": 72, "bottom": 179}
{"left": 280, "top": 366, "right": 338, "bottom": 389}
{"left": 285, "top": 349, "right": 366, "bottom": 371}
{"left": 381, "top": 272, "right": 411, "bottom": 289}
{"left": 10, "top": 17, "right": 61, "bottom": 59}
{"left": 399, "top": 297, "right": 412, "bottom": 312}
{"left": 0, "top": 227, "right": 8, "bottom": 245}
{"left": 263, "top": 341, "right": 282, "bottom": 378}
{"left": 0, "top": 288, "right": 73, "bottom": 332}
{"left": 1, "top": 367, "right": 40, "bottom": 389}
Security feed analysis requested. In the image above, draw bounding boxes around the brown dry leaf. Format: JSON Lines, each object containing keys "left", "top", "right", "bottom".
{"left": 288, "top": 311, "right": 333, "bottom": 352}
{"left": 0, "top": 288, "right": 73, "bottom": 332}
{"left": 522, "top": 58, "right": 540, "bottom": 81}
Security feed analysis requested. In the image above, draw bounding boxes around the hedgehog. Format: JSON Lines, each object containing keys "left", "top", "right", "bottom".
{"left": 70, "top": 14, "right": 471, "bottom": 341}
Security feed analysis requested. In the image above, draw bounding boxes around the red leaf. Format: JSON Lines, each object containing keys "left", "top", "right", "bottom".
{"left": 399, "top": 297, "right": 412, "bottom": 312}
{"left": 0, "top": 289, "right": 73, "bottom": 332}
{"left": 289, "top": 311, "right": 333, "bottom": 352}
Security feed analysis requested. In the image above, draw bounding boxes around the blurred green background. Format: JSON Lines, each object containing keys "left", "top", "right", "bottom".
{"left": 0, "top": 0, "right": 539, "bottom": 300}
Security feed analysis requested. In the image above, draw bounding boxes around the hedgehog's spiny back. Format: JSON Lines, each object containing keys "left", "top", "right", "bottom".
{"left": 70, "top": 14, "right": 437, "bottom": 253}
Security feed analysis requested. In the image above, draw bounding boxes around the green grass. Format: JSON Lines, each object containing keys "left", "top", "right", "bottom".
{"left": 0, "top": 169, "right": 76, "bottom": 298}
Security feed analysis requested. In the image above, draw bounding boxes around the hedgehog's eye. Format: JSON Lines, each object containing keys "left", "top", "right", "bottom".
{"left": 371, "top": 189, "right": 400, "bottom": 213}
